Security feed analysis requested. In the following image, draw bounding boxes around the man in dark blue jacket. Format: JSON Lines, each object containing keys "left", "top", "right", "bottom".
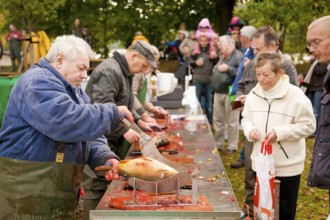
{"left": 229, "top": 25, "right": 257, "bottom": 169}
{"left": 0, "top": 35, "right": 134, "bottom": 219}
{"left": 307, "top": 15, "right": 330, "bottom": 219}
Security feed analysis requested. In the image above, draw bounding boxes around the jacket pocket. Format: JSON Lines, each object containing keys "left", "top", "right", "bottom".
{"left": 319, "top": 94, "right": 330, "bottom": 126}
{"left": 308, "top": 142, "right": 330, "bottom": 189}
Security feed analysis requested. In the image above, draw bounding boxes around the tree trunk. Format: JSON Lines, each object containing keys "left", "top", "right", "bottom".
{"left": 103, "top": 0, "right": 109, "bottom": 58}
{"left": 214, "top": 0, "right": 236, "bottom": 35}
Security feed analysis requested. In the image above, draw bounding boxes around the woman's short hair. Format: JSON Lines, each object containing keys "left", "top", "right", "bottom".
{"left": 45, "top": 35, "right": 94, "bottom": 62}
{"left": 254, "top": 52, "right": 283, "bottom": 73}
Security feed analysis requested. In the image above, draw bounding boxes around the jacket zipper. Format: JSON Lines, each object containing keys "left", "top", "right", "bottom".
{"left": 278, "top": 142, "right": 289, "bottom": 159}
{"left": 253, "top": 91, "right": 289, "bottom": 159}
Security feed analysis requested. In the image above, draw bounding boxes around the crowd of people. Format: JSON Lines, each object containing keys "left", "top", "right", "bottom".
{"left": 0, "top": 14, "right": 329, "bottom": 220}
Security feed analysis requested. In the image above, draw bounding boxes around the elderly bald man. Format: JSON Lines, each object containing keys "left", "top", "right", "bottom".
{"left": 306, "top": 15, "right": 330, "bottom": 220}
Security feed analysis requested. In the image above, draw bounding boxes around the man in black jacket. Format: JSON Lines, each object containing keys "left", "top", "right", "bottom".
{"left": 83, "top": 40, "right": 159, "bottom": 218}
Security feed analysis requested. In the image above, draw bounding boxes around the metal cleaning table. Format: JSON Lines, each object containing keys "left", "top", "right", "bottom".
{"left": 90, "top": 110, "right": 241, "bottom": 220}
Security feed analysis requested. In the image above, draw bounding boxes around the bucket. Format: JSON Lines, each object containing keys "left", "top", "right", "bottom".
{"left": 157, "top": 73, "right": 177, "bottom": 94}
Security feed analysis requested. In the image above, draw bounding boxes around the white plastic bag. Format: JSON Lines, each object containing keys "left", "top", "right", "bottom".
{"left": 254, "top": 140, "right": 276, "bottom": 220}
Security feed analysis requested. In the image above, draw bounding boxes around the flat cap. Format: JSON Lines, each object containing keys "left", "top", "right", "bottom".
{"left": 131, "top": 40, "right": 157, "bottom": 69}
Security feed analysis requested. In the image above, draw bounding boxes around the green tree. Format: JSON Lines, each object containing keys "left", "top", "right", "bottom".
{"left": 88, "top": 0, "right": 236, "bottom": 56}
{"left": 235, "top": 0, "right": 330, "bottom": 54}
{"left": 0, "top": 0, "right": 237, "bottom": 57}
{"left": 0, "top": 0, "right": 65, "bottom": 33}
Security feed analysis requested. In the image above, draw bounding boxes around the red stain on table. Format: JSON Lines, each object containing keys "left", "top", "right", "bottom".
{"left": 104, "top": 189, "right": 212, "bottom": 211}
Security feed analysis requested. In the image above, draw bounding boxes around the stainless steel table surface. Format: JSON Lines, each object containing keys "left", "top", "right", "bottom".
{"left": 90, "top": 109, "right": 240, "bottom": 220}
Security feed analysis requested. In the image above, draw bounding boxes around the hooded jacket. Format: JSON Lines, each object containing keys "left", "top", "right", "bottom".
{"left": 227, "top": 16, "right": 244, "bottom": 33}
{"left": 242, "top": 75, "right": 316, "bottom": 177}
{"left": 195, "top": 18, "right": 214, "bottom": 40}
{"left": 0, "top": 58, "right": 120, "bottom": 170}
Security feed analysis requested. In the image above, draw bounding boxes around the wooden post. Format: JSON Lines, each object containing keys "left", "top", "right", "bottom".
{"left": 274, "top": 179, "right": 281, "bottom": 220}
{"left": 29, "top": 40, "right": 34, "bottom": 67}
{"left": 22, "top": 36, "right": 31, "bottom": 72}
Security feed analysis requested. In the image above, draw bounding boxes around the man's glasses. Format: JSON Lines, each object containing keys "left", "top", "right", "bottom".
{"left": 251, "top": 45, "right": 264, "bottom": 53}
{"left": 306, "top": 36, "right": 330, "bottom": 50}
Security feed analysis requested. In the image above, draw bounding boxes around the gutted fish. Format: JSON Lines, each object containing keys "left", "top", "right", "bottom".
{"left": 95, "top": 157, "right": 178, "bottom": 181}
{"left": 119, "top": 157, "right": 178, "bottom": 181}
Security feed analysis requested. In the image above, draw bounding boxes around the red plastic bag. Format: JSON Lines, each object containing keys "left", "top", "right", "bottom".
{"left": 254, "top": 139, "right": 275, "bottom": 219}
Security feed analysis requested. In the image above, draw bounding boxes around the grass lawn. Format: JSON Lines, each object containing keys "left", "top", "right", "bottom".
{"left": 220, "top": 132, "right": 329, "bottom": 220}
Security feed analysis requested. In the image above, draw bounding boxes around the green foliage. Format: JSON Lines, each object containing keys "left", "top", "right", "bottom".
{"left": 0, "top": 0, "right": 234, "bottom": 57}
{"left": 234, "top": 0, "right": 330, "bottom": 54}
{"left": 2, "top": 0, "right": 329, "bottom": 59}
{"left": 0, "top": 0, "right": 65, "bottom": 32}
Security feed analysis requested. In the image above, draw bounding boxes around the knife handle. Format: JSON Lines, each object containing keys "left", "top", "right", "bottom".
{"left": 95, "top": 165, "right": 112, "bottom": 176}
{"left": 121, "top": 118, "right": 142, "bottom": 133}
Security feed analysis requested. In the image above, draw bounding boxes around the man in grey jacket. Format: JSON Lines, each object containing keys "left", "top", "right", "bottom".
{"left": 83, "top": 40, "right": 159, "bottom": 218}
{"left": 236, "top": 25, "right": 299, "bottom": 219}
{"left": 211, "top": 35, "right": 242, "bottom": 155}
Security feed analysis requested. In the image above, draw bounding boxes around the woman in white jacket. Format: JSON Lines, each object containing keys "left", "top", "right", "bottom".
{"left": 241, "top": 52, "right": 316, "bottom": 220}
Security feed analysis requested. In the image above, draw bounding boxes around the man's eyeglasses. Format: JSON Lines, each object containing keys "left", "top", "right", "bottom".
{"left": 251, "top": 46, "right": 264, "bottom": 52}
{"left": 306, "top": 36, "right": 330, "bottom": 50}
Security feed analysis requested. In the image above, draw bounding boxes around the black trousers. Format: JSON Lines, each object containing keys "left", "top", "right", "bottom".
{"left": 277, "top": 174, "right": 301, "bottom": 220}
{"left": 243, "top": 137, "right": 255, "bottom": 217}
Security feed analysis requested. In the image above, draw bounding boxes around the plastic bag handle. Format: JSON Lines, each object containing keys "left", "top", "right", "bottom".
{"left": 261, "top": 139, "right": 272, "bottom": 155}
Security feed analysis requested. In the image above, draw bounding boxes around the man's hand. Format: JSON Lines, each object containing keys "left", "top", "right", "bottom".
{"left": 218, "top": 63, "right": 228, "bottom": 72}
{"left": 152, "top": 106, "right": 168, "bottom": 119}
{"left": 209, "top": 51, "right": 217, "bottom": 59}
{"left": 243, "top": 57, "right": 250, "bottom": 67}
{"left": 140, "top": 112, "right": 157, "bottom": 124}
{"left": 137, "top": 120, "right": 160, "bottom": 132}
{"left": 123, "top": 129, "right": 140, "bottom": 144}
{"left": 237, "top": 95, "right": 247, "bottom": 105}
{"left": 118, "top": 106, "right": 134, "bottom": 123}
{"left": 233, "top": 95, "right": 246, "bottom": 111}
{"left": 104, "top": 158, "right": 120, "bottom": 181}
